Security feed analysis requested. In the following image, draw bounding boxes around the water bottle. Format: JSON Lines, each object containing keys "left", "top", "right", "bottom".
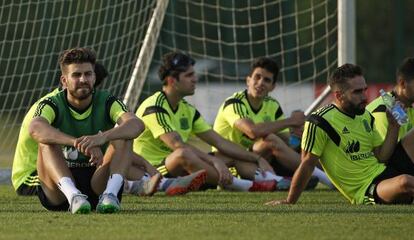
{"left": 379, "top": 89, "right": 408, "bottom": 125}
{"left": 289, "top": 134, "right": 301, "bottom": 149}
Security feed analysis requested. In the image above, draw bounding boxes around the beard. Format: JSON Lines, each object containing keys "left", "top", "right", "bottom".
{"left": 68, "top": 85, "right": 93, "bottom": 100}
{"left": 342, "top": 101, "right": 366, "bottom": 116}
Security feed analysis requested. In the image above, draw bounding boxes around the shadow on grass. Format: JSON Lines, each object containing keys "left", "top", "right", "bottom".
{"left": 121, "top": 206, "right": 414, "bottom": 215}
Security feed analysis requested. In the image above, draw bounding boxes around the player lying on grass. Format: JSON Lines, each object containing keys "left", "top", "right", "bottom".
{"left": 30, "top": 47, "right": 143, "bottom": 214}
{"left": 130, "top": 52, "right": 278, "bottom": 194}
{"left": 213, "top": 57, "right": 333, "bottom": 189}
{"left": 267, "top": 63, "right": 414, "bottom": 205}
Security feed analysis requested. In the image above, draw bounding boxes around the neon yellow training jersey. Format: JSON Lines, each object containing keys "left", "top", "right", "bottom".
{"left": 11, "top": 88, "right": 60, "bottom": 190}
{"left": 133, "top": 91, "right": 211, "bottom": 166}
{"left": 302, "top": 104, "right": 385, "bottom": 204}
{"left": 366, "top": 91, "right": 414, "bottom": 141}
{"left": 213, "top": 90, "right": 288, "bottom": 149}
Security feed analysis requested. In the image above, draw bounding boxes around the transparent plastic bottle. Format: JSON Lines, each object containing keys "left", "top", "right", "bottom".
{"left": 379, "top": 89, "right": 408, "bottom": 125}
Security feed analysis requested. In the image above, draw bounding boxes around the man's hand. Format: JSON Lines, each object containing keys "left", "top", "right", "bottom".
{"left": 87, "top": 146, "right": 104, "bottom": 167}
{"left": 74, "top": 131, "right": 107, "bottom": 154}
{"left": 257, "top": 157, "right": 274, "bottom": 174}
{"left": 264, "top": 199, "right": 290, "bottom": 206}
{"left": 289, "top": 110, "right": 306, "bottom": 128}
{"left": 212, "top": 159, "right": 233, "bottom": 186}
{"left": 385, "top": 108, "right": 401, "bottom": 129}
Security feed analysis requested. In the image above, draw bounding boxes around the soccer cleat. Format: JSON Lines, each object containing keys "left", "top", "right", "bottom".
{"left": 69, "top": 193, "right": 91, "bottom": 214}
{"left": 275, "top": 177, "right": 292, "bottom": 191}
{"left": 129, "top": 173, "right": 162, "bottom": 196}
{"left": 96, "top": 193, "right": 120, "bottom": 214}
{"left": 165, "top": 170, "right": 207, "bottom": 196}
{"left": 249, "top": 180, "right": 276, "bottom": 192}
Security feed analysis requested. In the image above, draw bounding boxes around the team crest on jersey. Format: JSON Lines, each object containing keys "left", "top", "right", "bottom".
{"left": 362, "top": 119, "right": 371, "bottom": 132}
{"left": 180, "top": 118, "right": 189, "bottom": 130}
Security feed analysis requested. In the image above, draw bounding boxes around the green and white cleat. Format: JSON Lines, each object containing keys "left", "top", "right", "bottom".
{"left": 69, "top": 193, "right": 91, "bottom": 214}
{"left": 96, "top": 193, "right": 120, "bottom": 214}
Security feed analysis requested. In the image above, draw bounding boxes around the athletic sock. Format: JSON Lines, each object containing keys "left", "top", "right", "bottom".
{"left": 57, "top": 177, "right": 81, "bottom": 202}
{"left": 124, "top": 174, "right": 151, "bottom": 193}
{"left": 158, "top": 177, "right": 174, "bottom": 191}
{"left": 224, "top": 177, "right": 253, "bottom": 191}
{"left": 254, "top": 169, "right": 283, "bottom": 182}
{"left": 312, "top": 168, "right": 334, "bottom": 188}
{"left": 103, "top": 173, "right": 124, "bottom": 196}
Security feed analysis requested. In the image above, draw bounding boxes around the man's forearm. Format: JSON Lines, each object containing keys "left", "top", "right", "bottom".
{"left": 376, "top": 126, "right": 399, "bottom": 162}
{"left": 286, "top": 161, "right": 315, "bottom": 204}
{"left": 102, "top": 118, "right": 143, "bottom": 142}
{"left": 215, "top": 139, "right": 258, "bottom": 163}
{"left": 30, "top": 119, "right": 75, "bottom": 146}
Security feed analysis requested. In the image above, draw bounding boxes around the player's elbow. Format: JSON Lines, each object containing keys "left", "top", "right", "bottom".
{"left": 245, "top": 127, "right": 266, "bottom": 140}
{"left": 120, "top": 117, "right": 144, "bottom": 139}
{"left": 29, "top": 119, "right": 45, "bottom": 142}
{"left": 130, "top": 118, "right": 145, "bottom": 138}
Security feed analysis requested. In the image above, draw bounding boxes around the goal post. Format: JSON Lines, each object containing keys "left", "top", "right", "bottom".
{"left": 0, "top": 0, "right": 351, "bottom": 166}
{"left": 123, "top": 0, "right": 170, "bottom": 110}
{"left": 136, "top": 0, "right": 340, "bottom": 123}
{"left": 305, "top": 0, "right": 356, "bottom": 115}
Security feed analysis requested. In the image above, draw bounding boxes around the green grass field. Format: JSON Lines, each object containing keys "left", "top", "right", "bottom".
{"left": 1, "top": 185, "right": 413, "bottom": 240}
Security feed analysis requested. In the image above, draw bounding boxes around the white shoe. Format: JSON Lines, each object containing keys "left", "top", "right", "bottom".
{"left": 96, "top": 193, "right": 120, "bottom": 214}
{"left": 69, "top": 193, "right": 91, "bottom": 214}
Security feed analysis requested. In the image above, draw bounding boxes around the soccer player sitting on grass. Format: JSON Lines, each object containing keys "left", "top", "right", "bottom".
{"left": 366, "top": 57, "right": 414, "bottom": 141}
{"left": 266, "top": 63, "right": 414, "bottom": 205}
{"left": 12, "top": 63, "right": 159, "bottom": 197}
{"left": 213, "top": 57, "right": 333, "bottom": 189}
{"left": 30, "top": 47, "right": 142, "bottom": 214}
{"left": 12, "top": 63, "right": 111, "bottom": 196}
{"left": 130, "top": 52, "right": 277, "bottom": 194}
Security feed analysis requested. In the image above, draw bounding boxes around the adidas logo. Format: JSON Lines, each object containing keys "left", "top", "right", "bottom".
{"left": 342, "top": 127, "right": 350, "bottom": 134}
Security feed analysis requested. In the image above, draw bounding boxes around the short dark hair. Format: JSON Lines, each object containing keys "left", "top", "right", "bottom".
{"left": 158, "top": 52, "right": 195, "bottom": 83}
{"left": 397, "top": 57, "right": 414, "bottom": 81}
{"left": 249, "top": 57, "right": 279, "bottom": 83}
{"left": 94, "top": 62, "right": 108, "bottom": 87}
{"left": 329, "top": 63, "right": 363, "bottom": 91}
{"left": 58, "top": 47, "right": 96, "bottom": 73}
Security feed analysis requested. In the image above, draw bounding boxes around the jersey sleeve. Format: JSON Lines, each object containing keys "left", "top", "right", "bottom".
{"left": 301, "top": 117, "right": 329, "bottom": 157}
{"left": 274, "top": 105, "right": 289, "bottom": 134}
{"left": 221, "top": 98, "right": 250, "bottom": 127}
{"left": 140, "top": 105, "right": 175, "bottom": 139}
{"left": 192, "top": 110, "right": 211, "bottom": 134}
{"left": 107, "top": 95, "right": 129, "bottom": 123}
{"left": 33, "top": 98, "right": 57, "bottom": 124}
{"left": 371, "top": 118, "right": 384, "bottom": 147}
{"left": 371, "top": 111, "right": 388, "bottom": 142}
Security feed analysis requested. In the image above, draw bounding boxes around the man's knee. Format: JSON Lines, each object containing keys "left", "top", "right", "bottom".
{"left": 173, "top": 147, "right": 194, "bottom": 160}
{"left": 38, "top": 143, "right": 59, "bottom": 152}
{"left": 397, "top": 174, "right": 414, "bottom": 193}
{"left": 109, "top": 139, "right": 129, "bottom": 150}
